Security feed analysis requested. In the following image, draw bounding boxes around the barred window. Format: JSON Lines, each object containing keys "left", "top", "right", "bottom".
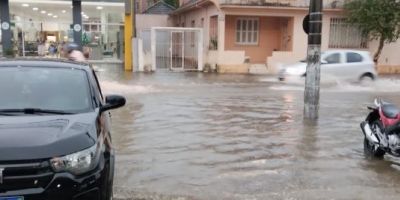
{"left": 236, "top": 18, "right": 259, "bottom": 45}
{"left": 329, "top": 18, "right": 368, "bottom": 49}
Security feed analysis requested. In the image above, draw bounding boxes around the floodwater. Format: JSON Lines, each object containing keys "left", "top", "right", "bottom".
{"left": 95, "top": 65, "right": 400, "bottom": 200}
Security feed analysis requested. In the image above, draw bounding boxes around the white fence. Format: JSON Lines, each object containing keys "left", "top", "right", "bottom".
{"left": 149, "top": 27, "right": 204, "bottom": 71}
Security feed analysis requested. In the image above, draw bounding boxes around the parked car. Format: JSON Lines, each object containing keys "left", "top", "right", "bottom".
{"left": 278, "top": 50, "right": 377, "bottom": 82}
{"left": 0, "top": 59, "right": 125, "bottom": 200}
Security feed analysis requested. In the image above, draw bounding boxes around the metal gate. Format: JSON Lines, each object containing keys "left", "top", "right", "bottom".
{"left": 151, "top": 27, "right": 203, "bottom": 71}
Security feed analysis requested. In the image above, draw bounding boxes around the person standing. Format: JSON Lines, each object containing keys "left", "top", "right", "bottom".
{"left": 65, "top": 43, "right": 86, "bottom": 62}
{"left": 48, "top": 42, "right": 57, "bottom": 57}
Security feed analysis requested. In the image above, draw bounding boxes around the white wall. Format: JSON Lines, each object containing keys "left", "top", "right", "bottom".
{"left": 136, "top": 14, "right": 172, "bottom": 34}
{"left": 369, "top": 40, "right": 400, "bottom": 66}
{"left": 291, "top": 12, "right": 344, "bottom": 60}
{"left": 174, "top": 4, "right": 219, "bottom": 64}
{"left": 135, "top": 14, "right": 172, "bottom": 71}
{"left": 177, "top": 4, "right": 219, "bottom": 48}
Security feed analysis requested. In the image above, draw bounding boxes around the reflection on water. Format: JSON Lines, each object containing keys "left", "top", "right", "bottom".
{"left": 96, "top": 65, "right": 400, "bottom": 200}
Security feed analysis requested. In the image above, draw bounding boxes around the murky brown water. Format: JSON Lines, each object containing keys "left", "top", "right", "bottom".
{"left": 95, "top": 65, "right": 400, "bottom": 200}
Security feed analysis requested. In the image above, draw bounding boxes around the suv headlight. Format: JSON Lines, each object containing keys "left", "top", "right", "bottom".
{"left": 50, "top": 144, "right": 99, "bottom": 175}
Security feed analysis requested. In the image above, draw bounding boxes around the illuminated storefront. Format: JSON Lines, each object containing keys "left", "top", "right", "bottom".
{"left": 1, "top": 0, "right": 125, "bottom": 61}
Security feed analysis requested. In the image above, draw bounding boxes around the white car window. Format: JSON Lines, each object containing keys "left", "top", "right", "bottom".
{"left": 324, "top": 53, "right": 341, "bottom": 64}
{"left": 346, "top": 52, "right": 363, "bottom": 63}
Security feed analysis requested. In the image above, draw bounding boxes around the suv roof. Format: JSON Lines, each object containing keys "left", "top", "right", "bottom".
{"left": 0, "top": 58, "right": 91, "bottom": 71}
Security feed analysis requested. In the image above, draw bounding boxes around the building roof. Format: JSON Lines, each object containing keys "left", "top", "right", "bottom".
{"left": 144, "top": 1, "right": 176, "bottom": 15}
{"left": 171, "top": 0, "right": 212, "bottom": 15}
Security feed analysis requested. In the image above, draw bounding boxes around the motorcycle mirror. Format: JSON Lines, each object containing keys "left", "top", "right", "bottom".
{"left": 374, "top": 98, "right": 381, "bottom": 107}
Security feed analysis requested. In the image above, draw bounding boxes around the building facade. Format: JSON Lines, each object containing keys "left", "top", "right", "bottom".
{"left": 171, "top": 0, "right": 400, "bottom": 73}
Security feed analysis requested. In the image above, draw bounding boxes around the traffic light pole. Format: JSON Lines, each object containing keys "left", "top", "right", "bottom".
{"left": 304, "top": 0, "right": 323, "bottom": 120}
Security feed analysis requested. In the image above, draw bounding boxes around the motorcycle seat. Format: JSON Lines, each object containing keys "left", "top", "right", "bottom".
{"left": 382, "top": 103, "right": 400, "bottom": 119}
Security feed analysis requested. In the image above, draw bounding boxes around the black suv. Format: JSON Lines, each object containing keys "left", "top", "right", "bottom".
{"left": 0, "top": 59, "right": 125, "bottom": 200}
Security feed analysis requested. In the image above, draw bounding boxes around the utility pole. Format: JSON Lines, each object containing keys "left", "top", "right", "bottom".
{"left": 304, "top": 0, "right": 323, "bottom": 120}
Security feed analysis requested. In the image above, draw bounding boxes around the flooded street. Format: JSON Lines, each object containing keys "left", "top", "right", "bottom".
{"left": 96, "top": 65, "right": 400, "bottom": 200}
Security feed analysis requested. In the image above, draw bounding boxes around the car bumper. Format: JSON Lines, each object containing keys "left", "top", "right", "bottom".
{"left": 0, "top": 167, "right": 106, "bottom": 200}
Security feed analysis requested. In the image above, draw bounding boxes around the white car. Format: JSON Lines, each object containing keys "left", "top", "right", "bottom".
{"left": 278, "top": 50, "right": 377, "bottom": 82}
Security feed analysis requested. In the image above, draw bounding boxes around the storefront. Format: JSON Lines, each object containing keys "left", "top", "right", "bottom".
{"left": 1, "top": 0, "right": 125, "bottom": 62}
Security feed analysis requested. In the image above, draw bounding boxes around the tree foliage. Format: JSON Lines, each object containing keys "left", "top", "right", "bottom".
{"left": 164, "top": 0, "right": 179, "bottom": 8}
{"left": 344, "top": 0, "right": 400, "bottom": 62}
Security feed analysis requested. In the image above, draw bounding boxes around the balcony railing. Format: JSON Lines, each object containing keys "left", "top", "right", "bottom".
{"left": 219, "top": 0, "right": 348, "bottom": 9}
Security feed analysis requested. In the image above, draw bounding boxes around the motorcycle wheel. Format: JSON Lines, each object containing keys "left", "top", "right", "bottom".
{"left": 364, "top": 137, "right": 385, "bottom": 159}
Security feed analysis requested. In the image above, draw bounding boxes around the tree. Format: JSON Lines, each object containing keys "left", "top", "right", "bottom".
{"left": 344, "top": 0, "right": 400, "bottom": 63}
{"left": 164, "top": 0, "right": 179, "bottom": 8}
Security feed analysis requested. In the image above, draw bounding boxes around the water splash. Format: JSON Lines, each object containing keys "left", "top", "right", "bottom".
{"left": 269, "top": 85, "right": 305, "bottom": 91}
{"left": 100, "top": 81, "right": 157, "bottom": 94}
{"left": 330, "top": 78, "right": 400, "bottom": 93}
{"left": 268, "top": 77, "right": 400, "bottom": 93}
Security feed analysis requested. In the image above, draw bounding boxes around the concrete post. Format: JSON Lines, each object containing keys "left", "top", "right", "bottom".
{"left": 72, "top": 0, "right": 82, "bottom": 49}
{"left": 304, "top": 0, "right": 323, "bottom": 120}
{"left": 151, "top": 28, "right": 156, "bottom": 71}
{"left": 217, "top": 13, "right": 225, "bottom": 64}
{"left": 0, "top": 0, "right": 12, "bottom": 55}
{"left": 124, "top": 0, "right": 135, "bottom": 71}
{"left": 198, "top": 28, "right": 204, "bottom": 71}
{"left": 101, "top": 10, "right": 108, "bottom": 47}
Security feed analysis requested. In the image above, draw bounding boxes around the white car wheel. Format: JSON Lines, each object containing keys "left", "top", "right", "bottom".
{"left": 360, "top": 74, "right": 374, "bottom": 85}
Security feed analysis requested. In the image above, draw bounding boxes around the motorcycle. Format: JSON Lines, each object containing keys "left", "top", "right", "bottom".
{"left": 361, "top": 98, "right": 400, "bottom": 158}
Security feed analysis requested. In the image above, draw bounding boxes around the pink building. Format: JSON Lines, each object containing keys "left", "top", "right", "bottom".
{"left": 171, "top": 0, "right": 400, "bottom": 73}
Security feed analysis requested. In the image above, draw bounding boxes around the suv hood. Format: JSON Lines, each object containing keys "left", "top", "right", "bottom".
{"left": 0, "top": 112, "right": 98, "bottom": 161}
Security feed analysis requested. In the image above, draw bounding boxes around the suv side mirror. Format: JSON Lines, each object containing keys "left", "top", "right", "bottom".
{"left": 100, "top": 95, "right": 126, "bottom": 113}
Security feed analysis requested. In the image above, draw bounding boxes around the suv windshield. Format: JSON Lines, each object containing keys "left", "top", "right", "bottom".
{"left": 0, "top": 66, "right": 92, "bottom": 114}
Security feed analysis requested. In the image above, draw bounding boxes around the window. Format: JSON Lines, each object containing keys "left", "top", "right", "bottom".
{"left": 324, "top": 53, "right": 341, "bottom": 64}
{"left": 236, "top": 18, "right": 259, "bottom": 45}
{"left": 346, "top": 52, "right": 363, "bottom": 63}
{"left": 191, "top": 20, "right": 195, "bottom": 27}
{"left": 329, "top": 18, "right": 368, "bottom": 49}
